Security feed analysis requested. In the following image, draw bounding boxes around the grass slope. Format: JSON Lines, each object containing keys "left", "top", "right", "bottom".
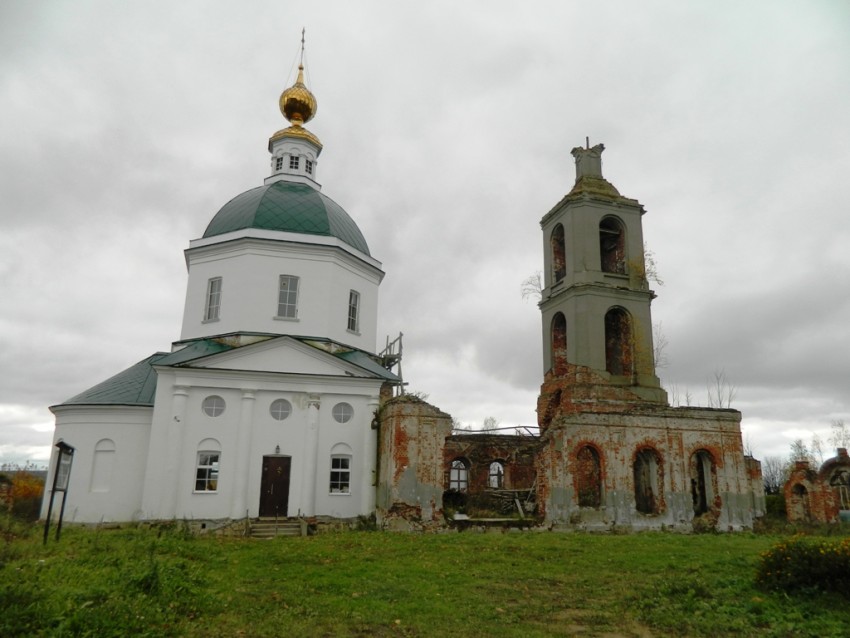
{"left": 2, "top": 522, "right": 848, "bottom": 637}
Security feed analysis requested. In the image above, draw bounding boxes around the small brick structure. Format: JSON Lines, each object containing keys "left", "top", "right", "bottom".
{"left": 784, "top": 448, "right": 850, "bottom": 524}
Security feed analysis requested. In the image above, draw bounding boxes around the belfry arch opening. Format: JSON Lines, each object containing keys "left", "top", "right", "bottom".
{"left": 551, "top": 223, "right": 566, "bottom": 282}
{"left": 551, "top": 312, "right": 567, "bottom": 375}
{"left": 634, "top": 447, "right": 663, "bottom": 515}
{"left": 690, "top": 450, "right": 716, "bottom": 516}
{"left": 604, "top": 307, "right": 633, "bottom": 377}
{"left": 575, "top": 445, "right": 602, "bottom": 508}
{"left": 599, "top": 216, "right": 626, "bottom": 274}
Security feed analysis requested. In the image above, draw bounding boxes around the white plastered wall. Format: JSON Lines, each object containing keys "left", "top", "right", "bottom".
{"left": 180, "top": 234, "right": 383, "bottom": 352}
{"left": 139, "top": 366, "right": 381, "bottom": 522}
{"left": 41, "top": 406, "right": 152, "bottom": 523}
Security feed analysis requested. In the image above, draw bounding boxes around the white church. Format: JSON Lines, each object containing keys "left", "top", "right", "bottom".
{"left": 42, "top": 55, "right": 400, "bottom": 524}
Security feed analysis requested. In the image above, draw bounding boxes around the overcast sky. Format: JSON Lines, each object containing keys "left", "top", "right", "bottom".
{"left": 2, "top": 1, "right": 849, "bottom": 466}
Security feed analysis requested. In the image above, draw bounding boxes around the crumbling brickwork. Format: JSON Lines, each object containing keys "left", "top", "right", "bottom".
{"left": 443, "top": 434, "right": 538, "bottom": 492}
{"left": 373, "top": 144, "right": 766, "bottom": 534}
{"left": 784, "top": 448, "right": 850, "bottom": 524}
{"left": 442, "top": 433, "right": 541, "bottom": 518}
{"left": 534, "top": 365, "right": 762, "bottom": 532}
{"left": 375, "top": 395, "right": 453, "bottom": 531}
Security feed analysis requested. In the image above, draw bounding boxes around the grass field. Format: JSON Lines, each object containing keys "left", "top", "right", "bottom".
{"left": 2, "top": 520, "right": 848, "bottom": 637}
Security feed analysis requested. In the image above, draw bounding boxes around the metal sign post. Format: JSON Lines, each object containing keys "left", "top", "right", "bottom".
{"left": 43, "top": 440, "right": 75, "bottom": 545}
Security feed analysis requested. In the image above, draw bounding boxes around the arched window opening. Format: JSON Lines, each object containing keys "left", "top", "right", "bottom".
{"left": 449, "top": 459, "right": 469, "bottom": 492}
{"left": 634, "top": 448, "right": 662, "bottom": 515}
{"left": 690, "top": 450, "right": 716, "bottom": 516}
{"left": 599, "top": 217, "right": 626, "bottom": 274}
{"left": 575, "top": 446, "right": 602, "bottom": 508}
{"left": 488, "top": 461, "right": 505, "bottom": 489}
{"left": 604, "top": 308, "right": 633, "bottom": 376}
{"left": 551, "top": 224, "right": 566, "bottom": 282}
{"left": 551, "top": 313, "right": 567, "bottom": 375}
{"left": 789, "top": 483, "right": 811, "bottom": 522}
{"left": 829, "top": 468, "right": 850, "bottom": 510}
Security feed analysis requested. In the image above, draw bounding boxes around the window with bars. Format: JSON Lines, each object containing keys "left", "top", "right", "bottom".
{"left": 305, "top": 159, "right": 313, "bottom": 174}
{"left": 204, "top": 277, "right": 222, "bottom": 321}
{"left": 289, "top": 155, "right": 300, "bottom": 170}
{"left": 347, "top": 290, "right": 360, "bottom": 332}
{"left": 277, "top": 275, "right": 299, "bottom": 318}
{"left": 275, "top": 156, "right": 284, "bottom": 171}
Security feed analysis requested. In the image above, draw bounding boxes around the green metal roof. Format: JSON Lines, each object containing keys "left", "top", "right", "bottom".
{"left": 203, "top": 181, "right": 371, "bottom": 255}
{"left": 56, "top": 334, "right": 398, "bottom": 408}
{"left": 155, "top": 339, "right": 234, "bottom": 365}
{"left": 60, "top": 353, "right": 169, "bottom": 407}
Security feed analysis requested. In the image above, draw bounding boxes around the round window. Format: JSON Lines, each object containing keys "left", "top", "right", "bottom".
{"left": 332, "top": 402, "right": 354, "bottom": 423}
{"left": 270, "top": 398, "right": 292, "bottom": 421}
{"left": 202, "top": 395, "right": 226, "bottom": 417}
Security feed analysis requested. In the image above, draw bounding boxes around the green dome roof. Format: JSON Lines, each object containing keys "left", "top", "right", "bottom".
{"left": 204, "top": 181, "right": 370, "bottom": 255}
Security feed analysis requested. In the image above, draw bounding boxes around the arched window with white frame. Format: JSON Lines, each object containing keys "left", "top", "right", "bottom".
{"left": 195, "top": 438, "right": 221, "bottom": 493}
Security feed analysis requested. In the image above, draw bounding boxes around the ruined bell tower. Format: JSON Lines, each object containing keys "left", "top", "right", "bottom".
{"left": 538, "top": 143, "right": 666, "bottom": 407}
{"left": 533, "top": 144, "right": 761, "bottom": 531}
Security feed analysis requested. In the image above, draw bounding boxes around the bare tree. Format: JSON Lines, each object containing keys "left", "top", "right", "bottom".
{"left": 653, "top": 322, "right": 669, "bottom": 370}
{"left": 789, "top": 438, "right": 811, "bottom": 463}
{"left": 667, "top": 382, "right": 680, "bottom": 407}
{"left": 482, "top": 416, "right": 500, "bottom": 432}
{"left": 761, "top": 455, "right": 789, "bottom": 495}
{"left": 743, "top": 434, "right": 754, "bottom": 457}
{"left": 810, "top": 433, "right": 825, "bottom": 467}
{"left": 521, "top": 271, "right": 542, "bottom": 302}
{"left": 643, "top": 243, "right": 664, "bottom": 287}
{"left": 829, "top": 419, "right": 850, "bottom": 450}
{"left": 706, "top": 369, "right": 737, "bottom": 409}
{"left": 451, "top": 417, "right": 471, "bottom": 433}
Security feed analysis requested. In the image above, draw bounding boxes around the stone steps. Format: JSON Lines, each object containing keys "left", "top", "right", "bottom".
{"left": 250, "top": 517, "right": 304, "bottom": 539}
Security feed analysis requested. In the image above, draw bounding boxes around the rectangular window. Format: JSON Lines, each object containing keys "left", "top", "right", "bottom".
{"left": 275, "top": 157, "right": 284, "bottom": 171}
{"left": 195, "top": 452, "right": 220, "bottom": 492}
{"left": 305, "top": 159, "right": 313, "bottom": 175}
{"left": 329, "top": 456, "right": 351, "bottom": 493}
{"left": 204, "top": 277, "right": 222, "bottom": 321}
{"left": 347, "top": 290, "right": 360, "bottom": 332}
{"left": 277, "top": 275, "right": 299, "bottom": 318}
{"left": 289, "top": 155, "right": 300, "bottom": 170}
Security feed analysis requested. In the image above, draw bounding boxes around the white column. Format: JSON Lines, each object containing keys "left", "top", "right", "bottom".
{"left": 230, "top": 389, "right": 256, "bottom": 519}
{"left": 300, "top": 394, "right": 321, "bottom": 515}
{"left": 160, "top": 385, "right": 189, "bottom": 519}
{"left": 361, "top": 396, "right": 380, "bottom": 514}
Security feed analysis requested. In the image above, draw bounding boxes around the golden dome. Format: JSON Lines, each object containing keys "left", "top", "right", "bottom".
{"left": 279, "top": 64, "right": 316, "bottom": 125}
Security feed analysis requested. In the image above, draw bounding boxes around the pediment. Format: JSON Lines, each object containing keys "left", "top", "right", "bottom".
{"left": 173, "top": 337, "right": 374, "bottom": 378}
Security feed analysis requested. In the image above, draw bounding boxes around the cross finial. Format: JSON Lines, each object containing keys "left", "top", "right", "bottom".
{"left": 300, "top": 28, "right": 306, "bottom": 65}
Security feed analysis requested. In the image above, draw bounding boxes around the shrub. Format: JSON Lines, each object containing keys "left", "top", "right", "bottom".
{"left": 764, "top": 494, "right": 786, "bottom": 518}
{"left": 9, "top": 471, "right": 44, "bottom": 522}
{"left": 756, "top": 535, "right": 850, "bottom": 595}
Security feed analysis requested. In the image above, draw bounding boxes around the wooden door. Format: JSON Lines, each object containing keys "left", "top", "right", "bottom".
{"left": 259, "top": 456, "right": 291, "bottom": 517}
